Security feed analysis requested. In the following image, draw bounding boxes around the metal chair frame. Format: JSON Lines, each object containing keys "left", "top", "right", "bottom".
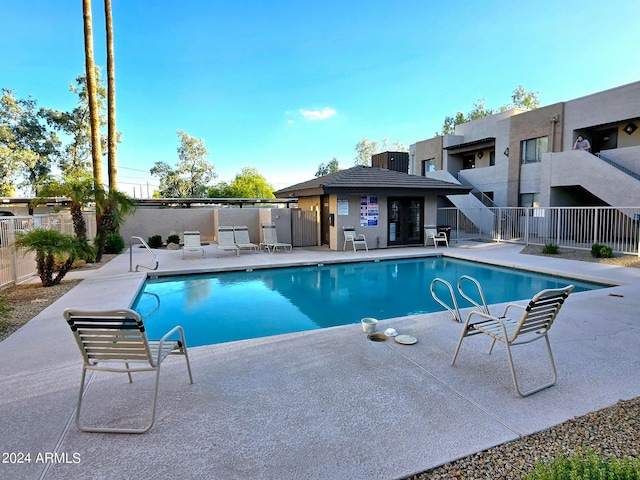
{"left": 451, "top": 285, "right": 573, "bottom": 397}
{"left": 64, "top": 308, "right": 193, "bottom": 433}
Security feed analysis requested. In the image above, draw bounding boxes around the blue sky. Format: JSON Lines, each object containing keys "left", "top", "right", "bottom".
{"left": 3, "top": 0, "right": 639, "bottom": 196}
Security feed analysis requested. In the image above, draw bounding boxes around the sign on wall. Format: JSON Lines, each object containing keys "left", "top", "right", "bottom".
{"left": 337, "top": 198, "right": 349, "bottom": 215}
{"left": 360, "top": 195, "right": 379, "bottom": 227}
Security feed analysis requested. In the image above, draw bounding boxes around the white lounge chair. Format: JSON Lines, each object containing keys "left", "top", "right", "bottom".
{"left": 233, "top": 226, "right": 259, "bottom": 253}
{"left": 182, "top": 231, "right": 205, "bottom": 258}
{"left": 424, "top": 226, "right": 448, "bottom": 248}
{"left": 63, "top": 308, "right": 193, "bottom": 433}
{"left": 342, "top": 226, "right": 368, "bottom": 251}
{"left": 260, "top": 222, "right": 292, "bottom": 253}
{"left": 217, "top": 226, "right": 240, "bottom": 257}
{"left": 451, "top": 285, "right": 574, "bottom": 397}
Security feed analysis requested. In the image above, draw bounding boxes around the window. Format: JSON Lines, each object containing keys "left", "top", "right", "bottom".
{"left": 489, "top": 150, "right": 495, "bottom": 166}
{"left": 521, "top": 137, "right": 548, "bottom": 164}
{"left": 519, "top": 193, "right": 540, "bottom": 208}
{"left": 421, "top": 159, "right": 435, "bottom": 175}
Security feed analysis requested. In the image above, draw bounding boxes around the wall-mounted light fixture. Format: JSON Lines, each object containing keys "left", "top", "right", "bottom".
{"left": 477, "top": 151, "right": 484, "bottom": 159}
{"left": 623, "top": 122, "right": 638, "bottom": 135}
{"left": 503, "top": 147, "right": 510, "bottom": 157}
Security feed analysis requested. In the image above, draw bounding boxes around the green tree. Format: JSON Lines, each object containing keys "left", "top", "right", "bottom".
{"left": 207, "top": 181, "right": 234, "bottom": 198}
{"left": 354, "top": 138, "right": 381, "bottom": 166}
{"left": 440, "top": 112, "right": 466, "bottom": 135}
{"left": 208, "top": 168, "right": 274, "bottom": 198}
{"left": 230, "top": 167, "right": 274, "bottom": 198}
{"left": 150, "top": 130, "right": 216, "bottom": 197}
{"left": 42, "top": 70, "right": 112, "bottom": 178}
{"left": 315, "top": 158, "right": 340, "bottom": 177}
{"left": 0, "top": 89, "right": 61, "bottom": 195}
{"left": 507, "top": 85, "right": 541, "bottom": 110}
{"left": 438, "top": 86, "right": 540, "bottom": 135}
{"left": 14, "top": 229, "right": 95, "bottom": 287}
{"left": 37, "top": 174, "right": 95, "bottom": 241}
{"left": 354, "top": 138, "right": 407, "bottom": 166}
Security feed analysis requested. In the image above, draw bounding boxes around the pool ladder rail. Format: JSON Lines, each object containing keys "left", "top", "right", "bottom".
{"left": 430, "top": 275, "right": 490, "bottom": 323}
{"left": 129, "top": 236, "right": 159, "bottom": 272}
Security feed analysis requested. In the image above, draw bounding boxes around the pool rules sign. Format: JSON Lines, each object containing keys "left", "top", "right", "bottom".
{"left": 360, "top": 196, "right": 379, "bottom": 227}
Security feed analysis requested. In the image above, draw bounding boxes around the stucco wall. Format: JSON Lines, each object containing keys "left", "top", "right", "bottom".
{"left": 506, "top": 103, "right": 564, "bottom": 206}
{"left": 540, "top": 151, "right": 640, "bottom": 207}
{"left": 456, "top": 115, "right": 513, "bottom": 206}
{"left": 120, "top": 207, "right": 292, "bottom": 245}
{"left": 120, "top": 207, "right": 217, "bottom": 243}
{"left": 563, "top": 81, "right": 640, "bottom": 150}
{"left": 331, "top": 194, "right": 389, "bottom": 250}
{"left": 412, "top": 136, "right": 443, "bottom": 174}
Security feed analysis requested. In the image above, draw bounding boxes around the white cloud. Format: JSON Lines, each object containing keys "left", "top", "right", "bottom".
{"left": 300, "top": 107, "right": 336, "bottom": 120}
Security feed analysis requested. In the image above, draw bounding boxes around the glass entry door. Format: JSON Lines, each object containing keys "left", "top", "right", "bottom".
{"left": 388, "top": 197, "right": 423, "bottom": 245}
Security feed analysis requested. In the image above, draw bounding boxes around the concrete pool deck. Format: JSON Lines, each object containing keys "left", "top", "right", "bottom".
{"left": 1, "top": 242, "right": 640, "bottom": 479}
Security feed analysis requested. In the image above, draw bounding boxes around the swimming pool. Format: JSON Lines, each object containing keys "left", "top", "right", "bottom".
{"left": 133, "top": 256, "right": 605, "bottom": 347}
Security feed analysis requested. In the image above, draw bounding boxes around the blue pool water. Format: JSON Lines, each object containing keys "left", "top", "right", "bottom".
{"left": 133, "top": 257, "right": 605, "bottom": 347}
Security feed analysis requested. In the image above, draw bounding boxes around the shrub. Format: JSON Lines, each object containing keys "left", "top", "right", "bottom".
{"left": 524, "top": 450, "right": 640, "bottom": 479}
{"left": 591, "top": 243, "right": 604, "bottom": 257}
{"left": 104, "top": 233, "right": 125, "bottom": 254}
{"left": 147, "top": 234, "right": 163, "bottom": 249}
{"left": 13, "top": 228, "right": 95, "bottom": 287}
{"left": 542, "top": 243, "right": 559, "bottom": 254}
{"left": 167, "top": 234, "right": 180, "bottom": 245}
{"left": 599, "top": 245, "right": 614, "bottom": 258}
{"left": 591, "top": 243, "right": 615, "bottom": 258}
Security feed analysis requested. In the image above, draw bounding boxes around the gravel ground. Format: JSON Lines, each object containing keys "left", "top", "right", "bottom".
{"left": 2, "top": 248, "right": 639, "bottom": 479}
{"left": 403, "top": 396, "right": 640, "bottom": 479}
{"left": 0, "top": 255, "right": 117, "bottom": 342}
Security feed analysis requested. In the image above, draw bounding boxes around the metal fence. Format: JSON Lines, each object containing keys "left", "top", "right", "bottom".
{"left": 0, "top": 212, "right": 97, "bottom": 289}
{"left": 438, "top": 206, "right": 640, "bottom": 255}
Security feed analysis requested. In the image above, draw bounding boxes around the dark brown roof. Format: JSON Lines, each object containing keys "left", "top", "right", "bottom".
{"left": 443, "top": 137, "right": 495, "bottom": 151}
{"left": 274, "top": 166, "right": 470, "bottom": 197}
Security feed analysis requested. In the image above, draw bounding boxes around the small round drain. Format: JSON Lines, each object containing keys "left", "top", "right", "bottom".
{"left": 367, "top": 333, "right": 388, "bottom": 342}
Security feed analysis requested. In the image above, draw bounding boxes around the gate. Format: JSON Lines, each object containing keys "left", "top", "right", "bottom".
{"left": 292, "top": 210, "right": 318, "bottom": 247}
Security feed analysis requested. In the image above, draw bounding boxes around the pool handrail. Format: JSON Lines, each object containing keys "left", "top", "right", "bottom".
{"left": 457, "top": 275, "right": 490, "bottom": 315}
{"left": 430, "top": 278, "right": 461, "bottom": 322}
{"left": 431, "top": 275, "right": 490, "bottom": 323}
{"left": 139, "top": 292, "right": 161, "bottom": 320}
{"left": 129, "top": 236, "right": 159, "bottom": 272}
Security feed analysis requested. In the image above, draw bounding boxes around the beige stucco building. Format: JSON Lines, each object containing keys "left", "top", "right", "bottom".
{"left": 409, "top": 81, "right": 640, "bottom": 209}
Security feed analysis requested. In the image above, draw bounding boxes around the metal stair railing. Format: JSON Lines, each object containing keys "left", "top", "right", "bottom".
{"left": 129, "top": 236, "right": 159, "bottom": 272}
{"left": 596, "top": 153, "right": 640, "bottom": 181}
{"left": 456, "top": 172, "right": 498, "bottom": 208}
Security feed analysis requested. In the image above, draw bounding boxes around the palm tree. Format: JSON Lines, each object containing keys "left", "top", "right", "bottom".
{"left": 104, "top": 0, "right": 117, "bottom": 190}
{"left": 36, "top": 174, "right": 95, "bottom": 241}
{"left": 14, "top": 229, "right": 95, "bottom": 287}
{"left": 94, "top": 187, "right": 136, "bottom": 262}
{"left": 81, "top": 0, "right": 103, "bottom": 187}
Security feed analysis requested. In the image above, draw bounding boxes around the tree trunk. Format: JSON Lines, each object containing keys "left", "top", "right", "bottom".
{"left": 82, "top": 0, "right": 103, "bottom": 187}
{"left": 52, "top": 257, "right": 75, "bottom": 286}
{"left": 94, "top": 205, "right": 114, "bottom": 262}
{"left": 105, "top": 0, "right": 117, "bottom": 190}
{"left": 37, "top": 252, "right": 55, "bottom": 287}
{"left": 70, "top": 202, "right": 87, "bottom": 240}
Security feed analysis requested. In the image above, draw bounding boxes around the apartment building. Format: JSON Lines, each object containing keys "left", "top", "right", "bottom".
{"left": 409, "top": 81, "right": 640, "bottom": 209}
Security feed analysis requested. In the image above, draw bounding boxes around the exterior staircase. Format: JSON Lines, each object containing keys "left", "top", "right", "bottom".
{"left": 542, "top": 150, "right": 640, "bottom": 207}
